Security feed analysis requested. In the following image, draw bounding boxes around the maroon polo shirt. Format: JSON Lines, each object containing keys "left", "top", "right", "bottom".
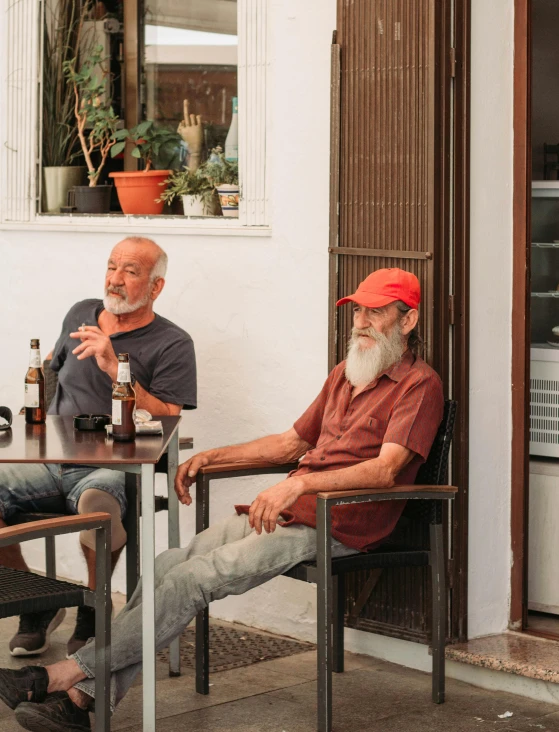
{"left": 236, "top": 350, "right": 444, "bottom": 551}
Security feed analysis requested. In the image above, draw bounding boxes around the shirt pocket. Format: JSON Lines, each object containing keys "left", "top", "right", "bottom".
{"left": 350, "top": 415, "right": 387, "bottom": 458}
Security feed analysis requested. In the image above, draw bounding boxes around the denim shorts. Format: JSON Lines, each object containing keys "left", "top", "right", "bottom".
{"left": 0, "top": 463, "right": 126, "bottom": 521}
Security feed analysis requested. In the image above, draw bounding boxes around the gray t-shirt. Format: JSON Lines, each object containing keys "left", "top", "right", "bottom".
{"left": 49, "top": 299, "right": 197, "bottom": 416}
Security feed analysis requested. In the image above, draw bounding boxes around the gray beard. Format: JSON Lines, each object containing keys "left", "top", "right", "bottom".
{"left": 103, "top": 289, "right": 150, "bottom": 315}
{"left": 345, "top": 325, "right": 405, "bottom": 388}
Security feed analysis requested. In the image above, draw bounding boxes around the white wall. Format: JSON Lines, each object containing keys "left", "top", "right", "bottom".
{"left": 0, "top": 0, "right": 337, "bottom": 625}
{"left": 0, "top": 0, "right": 516, "bottom": 652}
{"left": 467, "top": 0, "right": 514, "bottom": 638}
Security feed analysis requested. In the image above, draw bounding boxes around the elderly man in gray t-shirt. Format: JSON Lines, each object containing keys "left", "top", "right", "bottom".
{"left": 0, "top": 236, "right": 196, "bottom": 658}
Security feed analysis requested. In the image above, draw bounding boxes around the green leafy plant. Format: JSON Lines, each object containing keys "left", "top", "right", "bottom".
{"left": 158, "top": 167, "right": 215, "bottom": 206}
{"left": 42, "top": 0, "right": 81, "bottom": 167}
{"left": 198, "top": 146, "right": 239, "bottom": 187}
{"left": 111, "top": 121, "right": 181, "bottom": 171}
{"left": 63, "top": 44, "right": 119, "bottom": 186}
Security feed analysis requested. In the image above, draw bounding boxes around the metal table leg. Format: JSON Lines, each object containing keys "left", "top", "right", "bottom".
{"left": 166, "top": 431, "right": 181, "bottom": 677}
{"left": 141, "top": 464, "right": 156, "bottom": 731}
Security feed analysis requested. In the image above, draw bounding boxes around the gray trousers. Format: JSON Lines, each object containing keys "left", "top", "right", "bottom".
{"left": 73, "top": 513, "right": 357, "bottom": 711}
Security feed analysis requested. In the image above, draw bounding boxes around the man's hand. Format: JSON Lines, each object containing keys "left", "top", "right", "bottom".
{"left": 70, "top": 326, "right": 118, "bottom": 381}
{"left": 249, "top": 478, "right": 305, "bottom": 535}
{"left": 174, "top": 451, "right": 214, "bottom": 506}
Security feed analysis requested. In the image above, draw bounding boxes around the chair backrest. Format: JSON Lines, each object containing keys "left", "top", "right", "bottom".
{"left": 544, "top": 143, "right": 559, "bottom": 156}
{"left": 415, "top": 399, "right": 457, "bottom": 486}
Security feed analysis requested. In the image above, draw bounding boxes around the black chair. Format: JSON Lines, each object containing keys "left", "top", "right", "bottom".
{"left": 0, "top": 512, "right": 111, "bottom": 731}
{"left": 544, "top": 143, "right": 559, "bottom": 180}
{"left": 193, "top": 400, "right": 457, "bottom": 732}
{"left": 12, "top": 359, "right": 193, "bottom": 601}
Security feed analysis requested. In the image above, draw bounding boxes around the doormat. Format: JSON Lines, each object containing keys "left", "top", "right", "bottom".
{"left": 157, "top": 621, "right": 314, "bottom": 673}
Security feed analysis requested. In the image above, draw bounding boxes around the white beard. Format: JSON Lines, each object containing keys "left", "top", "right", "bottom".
{"left": 345, "top": 325, "right": 405, "bottom": 388}
{"left": 103, "top": 287, "right": 150, "bottom": 315}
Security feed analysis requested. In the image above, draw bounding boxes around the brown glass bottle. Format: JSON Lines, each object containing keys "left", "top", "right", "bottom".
{"left": 25, "top": 339, "right": 46, "bottom": 424}
{"left": 112, "top": 353, "right": 136, "bottom": 442}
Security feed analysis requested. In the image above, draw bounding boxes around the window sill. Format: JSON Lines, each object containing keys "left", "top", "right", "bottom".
{"left": 0, "top": 214, "right": 272, "bottom": 237}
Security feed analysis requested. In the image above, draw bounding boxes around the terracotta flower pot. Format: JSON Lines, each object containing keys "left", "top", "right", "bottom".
{"left": 109, "top": 170, "right": 171, "bottom": 215}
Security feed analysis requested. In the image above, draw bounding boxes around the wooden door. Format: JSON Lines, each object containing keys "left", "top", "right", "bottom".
{"left": 329, "top": 0, "right": 470, "bottom": 643}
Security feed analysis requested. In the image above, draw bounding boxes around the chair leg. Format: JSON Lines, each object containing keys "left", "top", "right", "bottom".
{"left": 430, "top": 521, "right": 446, "bottom": 704}
{"left": 333, "top": 575, "right": 345, "bottom": 673}
{"left": 94, "top": 520, "right": 111, "bottom": 731}
{"left": 124, "top": 474, "right": 141, "bottom": 602}
{"left": 316, "top": 498, "right": 333, "bottom": 732}
{"left": 45, "top": 536, "right": 56, "bottom": 578}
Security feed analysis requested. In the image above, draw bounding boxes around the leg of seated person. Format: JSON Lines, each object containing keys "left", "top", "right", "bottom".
{"left": 40, "top": 513, "right": 356, "bottom": 714}
{"left": 0, "top": 463, "right": 68, "bottom": 656}
{"left": 66, "top": 484, "right": 128, "bottom": 656}
{"left": 0, "top": 463, "right": 63, "bottom": 570}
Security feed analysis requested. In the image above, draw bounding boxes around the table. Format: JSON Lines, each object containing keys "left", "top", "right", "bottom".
{"left": 0, "top": 415, "right": 183, "bottom": 731}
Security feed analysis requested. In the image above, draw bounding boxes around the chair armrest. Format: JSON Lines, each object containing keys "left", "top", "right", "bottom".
{"left": 317, "top": 484, "right": 458, "bottom": 506}
{"left": 0, "top": 512, "right": 112, "bottom": 547}
{"left": 198, "top": 461, "right": 298, "bottom": 478}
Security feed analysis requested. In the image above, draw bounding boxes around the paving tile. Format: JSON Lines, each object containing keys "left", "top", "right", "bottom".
{"left": 110, "top": 659, "right": 310, "bottom": 730}
{"left": 506, "top": 711, "right": 559, "bottom": 731}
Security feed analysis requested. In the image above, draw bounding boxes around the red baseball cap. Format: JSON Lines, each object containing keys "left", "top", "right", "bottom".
{"left": 336, "top": 268, "right": 421, "bottom": 309}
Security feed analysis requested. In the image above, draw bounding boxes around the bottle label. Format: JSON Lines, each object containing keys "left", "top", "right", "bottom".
{"left": 112, "top": 399, "right": 122, "bottom": 425}
{"left": 117, "top": 363, "right": 131, "bottom": 383}
{"left": 29, "top": 349, "right": 41, "bottom": 368}
{"left": 25, "top": 384, "right": 40, "bottom": 408}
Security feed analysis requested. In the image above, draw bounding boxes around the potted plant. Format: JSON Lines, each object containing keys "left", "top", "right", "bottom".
{"left": 109, "top": 121, "right": 181, "bottom": 215}
{"left": 63, "top": 43, "right": 118, "bottom": 213}
{"left": 158, "top": 167, "right": 217, "bottom": 216}
{"left": 199, "top": 147, "right": 240, "bottom": 218}
{"left": 41, "top": 0, "right": 86, "bottom": 212}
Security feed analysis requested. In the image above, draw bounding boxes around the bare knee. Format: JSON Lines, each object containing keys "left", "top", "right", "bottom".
{"left": 77, "top": 489, "right": 127, "bottom": 552}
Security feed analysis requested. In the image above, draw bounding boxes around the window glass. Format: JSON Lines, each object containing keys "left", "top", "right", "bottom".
{"left": 144, "top": 0, "right": 238, "bottom": 171}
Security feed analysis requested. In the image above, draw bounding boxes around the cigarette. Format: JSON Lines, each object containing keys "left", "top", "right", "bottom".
{"left": 80, "top": 323, "right": 86, "bottom": 332}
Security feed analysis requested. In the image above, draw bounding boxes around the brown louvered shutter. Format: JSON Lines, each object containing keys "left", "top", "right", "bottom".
{"left": 329, "top": 0, "right": 469, "bottom": 643}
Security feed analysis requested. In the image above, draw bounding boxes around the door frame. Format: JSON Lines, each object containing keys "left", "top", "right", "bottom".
{"left": 510, "top": 0, "right": 531, "bottom": 631}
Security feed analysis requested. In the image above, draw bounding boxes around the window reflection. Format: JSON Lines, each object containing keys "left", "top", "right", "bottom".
{"left": 144, "top": 1, "right": 238, "bottom": 171}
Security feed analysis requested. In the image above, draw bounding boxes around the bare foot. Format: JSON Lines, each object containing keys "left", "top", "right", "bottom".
{"left": 68, "top": 686, "right": 91, "bottom": 711}
{"left": 45, "top": 659, "right": 87, "bottom": 693}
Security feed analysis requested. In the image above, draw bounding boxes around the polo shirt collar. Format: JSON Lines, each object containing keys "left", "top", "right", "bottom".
{"left": 384, "top": 348, "right": 415, "bottom": 383}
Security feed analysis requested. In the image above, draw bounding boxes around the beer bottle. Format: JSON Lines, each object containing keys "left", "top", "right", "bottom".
{"left": 112, "top": 353, "right": 136, "bottom": 442}
{"left": 24, "top": 339, "right": 46, "bottom": 424}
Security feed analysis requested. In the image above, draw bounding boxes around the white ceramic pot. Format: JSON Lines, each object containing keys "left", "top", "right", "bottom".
{"left": 215, "top": 184, "right": 239, "bottom": 218}
{"left": 42, "top": 166, "right": 86, "bottom": 213}
{"left": 181, "top": 195, "right": 207, "bottom": 216}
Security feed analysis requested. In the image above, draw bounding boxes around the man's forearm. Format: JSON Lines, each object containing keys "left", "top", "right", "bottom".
{"left": 204, "top": 433, "right": 303, "bottom": 467}
{"left": 134, "top": 382, "right": 178, "bottom": 415}
{"left": 295, "top": 458, "right": 397, "bottom": 496}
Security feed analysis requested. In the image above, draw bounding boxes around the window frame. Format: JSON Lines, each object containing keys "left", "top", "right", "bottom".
{"left": 0, "top": 0, "right": 271, "bottom": 234}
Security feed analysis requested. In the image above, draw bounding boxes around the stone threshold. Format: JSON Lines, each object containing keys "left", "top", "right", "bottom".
{"left": 446, "top": 630, "right": 559, "bottom": 684}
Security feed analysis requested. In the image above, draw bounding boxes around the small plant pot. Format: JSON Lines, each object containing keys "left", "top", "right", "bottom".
{"left": 109, "top": 170, "right": 171, "bottom": 215}
{"left": 73, "top": 185, "right": 113, "bottom": 214}
{"left": 215, "top": 184, "right": 239, "bottom": 218}
{"left": 42, "top": 166, "right": 86, "bottom": 213}
{"left": 181, "top": 194, "right": 221, "bottom": 216}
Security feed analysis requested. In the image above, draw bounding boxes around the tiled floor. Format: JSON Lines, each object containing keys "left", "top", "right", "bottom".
{"left": 1, "top": 604, "right": 559, "bottom": 731}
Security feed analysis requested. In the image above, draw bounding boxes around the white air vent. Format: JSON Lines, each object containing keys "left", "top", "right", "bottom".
{"left": 530, "top": 349, "right": 559, "bottom": 456}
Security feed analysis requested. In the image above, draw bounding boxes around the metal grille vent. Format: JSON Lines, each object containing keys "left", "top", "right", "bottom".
{"left": 530, "top": 377, "right": 559, "bottom": 447}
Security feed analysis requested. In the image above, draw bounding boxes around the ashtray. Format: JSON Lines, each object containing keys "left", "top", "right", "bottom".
{"left": 73, "top": 414, "right": 111, "bottom": 431}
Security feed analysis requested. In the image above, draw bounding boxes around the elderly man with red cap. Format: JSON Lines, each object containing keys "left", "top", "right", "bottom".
{"left": 0, "top": 269, "right": 443, "bottom": 732}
